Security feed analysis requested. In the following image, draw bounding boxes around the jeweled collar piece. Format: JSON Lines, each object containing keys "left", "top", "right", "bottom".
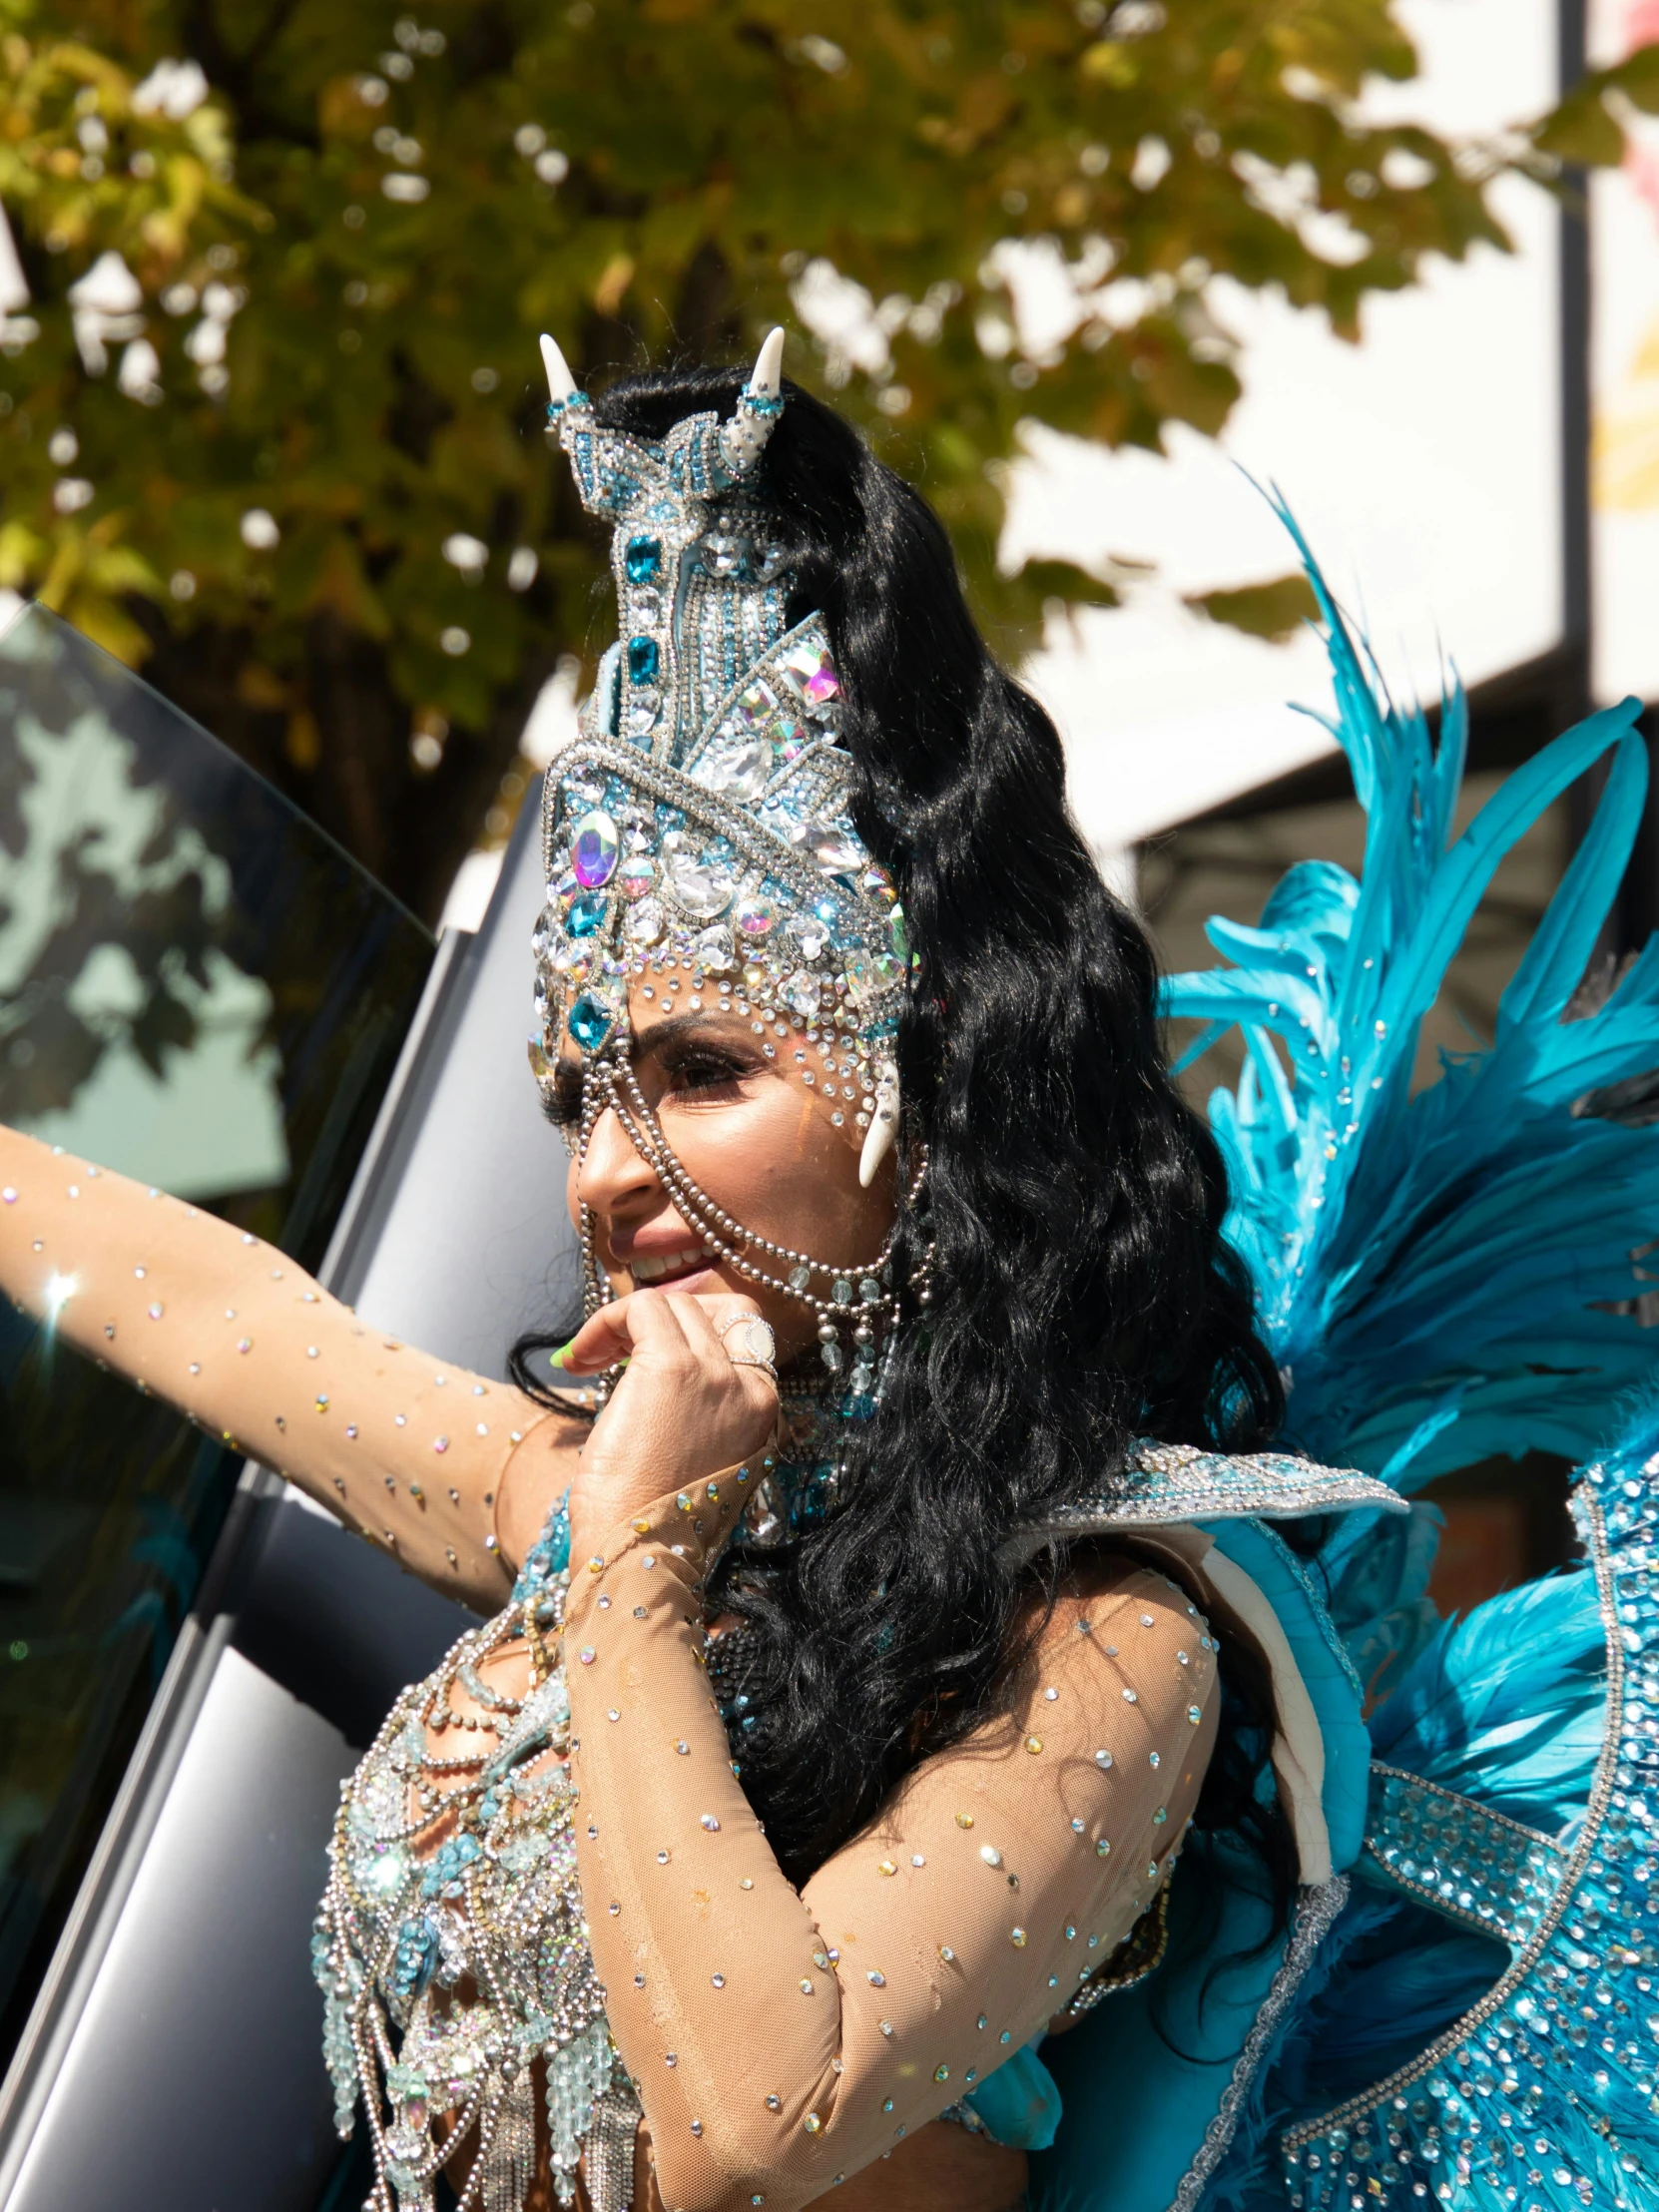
{"left": 1041, "top": 1440, "right": 1408, "bottom": 1532}
{"left": 528, "top": 332, "right": 908, "bottom": 1187}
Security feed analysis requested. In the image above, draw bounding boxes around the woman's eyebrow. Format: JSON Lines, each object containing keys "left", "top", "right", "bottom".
{"left": 632, "top": 1012, "right": 711, "bottom": 1053}
{"left": 630, "top": 1011, "right": 752, "bottom": 1058}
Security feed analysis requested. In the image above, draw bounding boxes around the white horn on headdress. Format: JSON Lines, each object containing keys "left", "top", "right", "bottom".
{"left": 720, "top": 325, "right": 788, "bottom": 478}
{"left": 539, "top": 332, "right": 577, "bottom": 405}
{"left": 751, "top": 324, "right": 786, "bottom": 401}
{"left": 858, "top": 1060, "right": 900, "bottom": 1189}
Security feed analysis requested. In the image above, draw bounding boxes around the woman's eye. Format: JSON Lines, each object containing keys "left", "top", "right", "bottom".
{"left": 663, "top": 1049, "right": 754, "bottom": 1097}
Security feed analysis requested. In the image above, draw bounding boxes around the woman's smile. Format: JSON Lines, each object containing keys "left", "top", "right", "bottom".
{"left": 619, "top": 1240, "right": 713, "bottom": 1287}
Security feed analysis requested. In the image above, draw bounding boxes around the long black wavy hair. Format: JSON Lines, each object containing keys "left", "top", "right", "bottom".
{"left": 517, "top": 360, "right": 1290, "bottom": 1926}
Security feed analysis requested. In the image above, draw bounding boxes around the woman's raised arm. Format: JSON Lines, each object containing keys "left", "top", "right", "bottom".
{"left": 0, "top": 1123, "right": 579, "bottom": 1610}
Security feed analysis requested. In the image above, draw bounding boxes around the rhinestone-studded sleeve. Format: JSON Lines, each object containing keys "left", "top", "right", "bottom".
{"left": 564, "top": 1483, "right": 1218, "bottom": 2210}
{"left": 0, "top": 1125, "right": 556, "bottom": 1608}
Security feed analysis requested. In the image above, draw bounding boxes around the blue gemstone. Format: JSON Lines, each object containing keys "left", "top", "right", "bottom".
{"left": 625, "top": 535, "right": 662, "bottom": 584}
{"left": 566, "top": 891, "right": 606, "bottom": 937}
{"left": 628, "top": 634, "right": 661, "bottom": 684}
{"left": 391, "top": 1914, "right": 438, "bottom": 2000}
{"left": 568, "top": 991, "right": 615, "bottom": 1051}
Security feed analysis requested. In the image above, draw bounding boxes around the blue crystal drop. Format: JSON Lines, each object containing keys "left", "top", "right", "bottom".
{"left": 627, "top": 634, "right": 661, "bottom": 684}
{"left": 566, "top": 890, "right": 606, "bottom": 937}
{"left": 568, "top": 991, "right": 615, "bottom": 1051}
{"left": 512, "top": 1486, "right": 570, "bottom": 1600}
{"left": 625, "top": 535, "right": 662, "bottom": 583}
{"left": 545, "top": 1487, "right": 571, "bottom": 1573}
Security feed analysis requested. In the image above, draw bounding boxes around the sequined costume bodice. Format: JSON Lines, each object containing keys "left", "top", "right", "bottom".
{"left": 313, "top": 1505, "right": 632, "bottom": 2212}
{"left": 314, "top": 1434, "right": 1401, "bottom": 2212}
{"left": 314, "top": 1477, "right": 1215, "bottom": 2211}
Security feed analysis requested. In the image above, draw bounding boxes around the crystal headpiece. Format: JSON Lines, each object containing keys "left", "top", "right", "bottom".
{"left": 529, "top": 331, "right": 908, "bottom": 1183}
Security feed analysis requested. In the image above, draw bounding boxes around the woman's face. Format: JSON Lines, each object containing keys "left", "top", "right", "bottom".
{"left": 556, "top": 975, "right": 897, "bottom": 1370}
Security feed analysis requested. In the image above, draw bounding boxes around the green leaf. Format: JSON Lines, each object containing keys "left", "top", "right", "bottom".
{"left": 1184, "top": 571, "right": 1321, "bottom": 642}
{"left": 1016, "top": 558, "right": 1121, "bottom": 612}
{"left": 1533, "top": 83, "right": 1628, "bottom": 166}
{"left": 0, "top": 0, "right": 1571, "bottom": 918}
{"left": 1601, "top": 42, "right": 1659, "bottom": 116}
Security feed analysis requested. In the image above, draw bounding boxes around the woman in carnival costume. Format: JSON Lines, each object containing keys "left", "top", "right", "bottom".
{"left": 4, "top": 329, "right": 1659, "bottom": 2212}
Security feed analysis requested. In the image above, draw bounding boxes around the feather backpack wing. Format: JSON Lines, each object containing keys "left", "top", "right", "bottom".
{"left": 1161, "top": 500, "right": 1656, "bottom": 1493}
{"left": 1036, "top": 517, "right": 1659, "bottom": 2212}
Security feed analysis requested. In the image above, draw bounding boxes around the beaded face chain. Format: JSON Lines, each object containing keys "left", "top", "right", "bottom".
{"left": 569, "top": 1035, "right": 925, "bottom": 1399}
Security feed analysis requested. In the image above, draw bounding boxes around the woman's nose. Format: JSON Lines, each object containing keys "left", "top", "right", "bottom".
{"left": 576, "top": 1097, "right": 661, "bottom": 1219}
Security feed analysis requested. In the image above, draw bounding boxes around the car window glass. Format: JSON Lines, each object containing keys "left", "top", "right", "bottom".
{"left": 0, "top": 602, "right": 434, "bottom": 2067}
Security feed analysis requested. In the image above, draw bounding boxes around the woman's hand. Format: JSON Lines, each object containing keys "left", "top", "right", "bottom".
{"left": 560, "top": 1291, "right": 779, "bottom": 1554}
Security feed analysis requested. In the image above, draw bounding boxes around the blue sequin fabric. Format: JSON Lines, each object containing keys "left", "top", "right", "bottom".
{"left": 1277, "top": 1448, "right": 1653, "bottom": 2212}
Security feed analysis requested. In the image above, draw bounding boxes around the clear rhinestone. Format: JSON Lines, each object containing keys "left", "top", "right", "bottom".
{"left": 696, "top": 738, "right": 773, "bottom": 802}
{"left": 626, "top": 897, "right": 667, "bottom": 946}
{"left": 662, "top": 832, "right": 735, "bottom": 918}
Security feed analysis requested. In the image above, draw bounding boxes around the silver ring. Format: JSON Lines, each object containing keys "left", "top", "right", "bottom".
{"left": 718, "top": 1314, "right": 776, "bottom": 1372}
{"left": 727, "top": 1354, "right": 779, "bottom": 1386}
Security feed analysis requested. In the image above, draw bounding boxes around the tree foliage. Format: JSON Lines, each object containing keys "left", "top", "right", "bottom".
{"left": 1, "top": 0, "right": 1653, "bottom": 917}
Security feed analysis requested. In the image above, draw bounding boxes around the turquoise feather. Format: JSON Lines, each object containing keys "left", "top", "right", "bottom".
{"left": 1160, "top": 504, "right": 1654, "bottom": 1490}
{"left": 1156, "top": 1344, "right": 1659, "bottom": 2212}
{"left": 1364, "top": 1568, "right": 1604, "bottom": 1827}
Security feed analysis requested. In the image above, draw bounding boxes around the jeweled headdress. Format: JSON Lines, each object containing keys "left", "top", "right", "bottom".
{"left": 528, "top": 331, "right": 909, "bottom": 1188}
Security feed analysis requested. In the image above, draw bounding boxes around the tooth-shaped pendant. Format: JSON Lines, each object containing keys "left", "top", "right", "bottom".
{"left": 859, "top": 1060, "right": 901, "bottom": 1188}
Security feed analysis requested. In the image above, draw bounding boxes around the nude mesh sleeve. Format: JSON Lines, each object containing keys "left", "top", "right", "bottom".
{"left": 0, "top": 1124, "right": 560, "bottom": 1608}
{"left": 564, "top": 1477, "right": 1219, "bottom": 2212}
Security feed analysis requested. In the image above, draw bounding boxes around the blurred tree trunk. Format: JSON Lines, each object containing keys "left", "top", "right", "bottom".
{"left": 138, "top": 605, "right": 561, "bottom": 925}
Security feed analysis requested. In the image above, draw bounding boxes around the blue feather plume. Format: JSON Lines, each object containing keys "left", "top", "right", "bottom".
{"left": 1196, "top": 1887, "right": 1507, "bottom": 2212}
{"left": 1365, "top": 1569, "right": 1604, "bottom": 1829}
{"left": 1161, "top": 501, "right": 1658, "bottom": 1486}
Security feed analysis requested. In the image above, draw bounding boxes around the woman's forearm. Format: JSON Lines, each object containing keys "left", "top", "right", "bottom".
{"left": 0, "top": 1122, "right": 564, "bottom": 1608}
{"left": 564, "top": 1481, "right": 1216, "bottom": 2211}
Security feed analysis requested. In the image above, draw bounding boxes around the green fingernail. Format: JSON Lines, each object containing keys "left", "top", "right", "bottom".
{"left": 550, "top": 1339, "right": 576, "bottom": 1371}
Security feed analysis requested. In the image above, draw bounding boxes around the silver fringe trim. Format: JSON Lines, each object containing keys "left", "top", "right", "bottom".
{"left": 482, "top": 2072, "right": 537, "bottom": 2212}
{"left": 584, "top": 2081, "right": 645, "bottom": 2212}
{"left": 1165, "top": 1875, "right": 1350, "bottom": 2212}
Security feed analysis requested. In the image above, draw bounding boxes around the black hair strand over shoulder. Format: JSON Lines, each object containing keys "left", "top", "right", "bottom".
{"left": 520, "top": 358, "right": 1293, "bottom": 1940}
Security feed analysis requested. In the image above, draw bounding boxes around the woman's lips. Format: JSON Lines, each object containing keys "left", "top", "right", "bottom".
{"left": 623, "top": 1245, "right": 714, "bottom": 1288}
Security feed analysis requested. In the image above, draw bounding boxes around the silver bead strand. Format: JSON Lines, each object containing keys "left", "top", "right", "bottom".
{"left": 580, "top": 1050, "right": 925, "bottom": 1375}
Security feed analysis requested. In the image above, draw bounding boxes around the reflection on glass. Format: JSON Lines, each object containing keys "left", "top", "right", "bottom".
{"left": 0, "top": 603, "right": 434, "bottom": 2065}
